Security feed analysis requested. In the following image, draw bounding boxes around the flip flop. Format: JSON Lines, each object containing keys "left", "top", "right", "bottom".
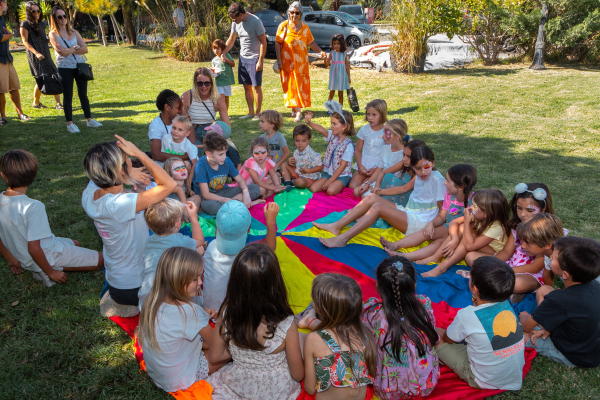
{"left": 18, "top": 114, "right": 31, "bottom": 122}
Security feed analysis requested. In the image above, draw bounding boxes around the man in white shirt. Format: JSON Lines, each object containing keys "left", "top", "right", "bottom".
{"left": 172, "top": 1, "right": 185, "bottom": 36}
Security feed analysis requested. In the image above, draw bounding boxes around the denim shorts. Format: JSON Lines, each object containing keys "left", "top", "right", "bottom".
{"left": 525, "top": 327, "right": 575, "bottom": 367}
{"left": 321, "top": 171, "right": 351, "bottom": 187}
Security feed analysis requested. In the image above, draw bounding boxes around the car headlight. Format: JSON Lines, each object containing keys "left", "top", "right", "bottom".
{"left": 358, "top": 28, "right": 369, "bottom": 34}
{"left": 266, "top": 35, "right": 275, "bottom": 43}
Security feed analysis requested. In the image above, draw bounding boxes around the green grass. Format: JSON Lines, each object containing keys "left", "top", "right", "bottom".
{"left": 0, "top": 44, "right": 599, "bottom": 399}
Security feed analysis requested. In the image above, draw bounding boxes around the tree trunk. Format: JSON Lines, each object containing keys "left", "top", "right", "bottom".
{"left": 530, "top": 3, "right": 549, "bottom": 70}
{"left": 122, "top": 1, "right": 136, "bottom": 45}
{"left": 97, "top": 15, "right": 107, "bottom": 46}
{"left": 188, "top": 0, "right": 200, "bottom": 33}
{"left": 135, "top": 3, "right": 140, "bottom": 38}
{"left": 110, "top": 14, "right": 125, "bottom": 45}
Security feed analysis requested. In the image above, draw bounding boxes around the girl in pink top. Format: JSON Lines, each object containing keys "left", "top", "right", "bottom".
{"left": 240, "top": 137, "right": 286, "bottom": 198}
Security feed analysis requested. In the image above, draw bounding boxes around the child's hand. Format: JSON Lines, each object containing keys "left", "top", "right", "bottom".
{"left": 49, "top": 269, "right": 67, "bottom": 284}
{"left": 186, "top": 201, "right": 198, "bottom": 217}
{"left": 8, "top": 259, "right": 23, "bottom": 274}
{"left": 357, "top": 183, "right": 369, "bottom": 196}
{"left": 518, "top": 311, "right": 531, "bottom": 326}
{"left": 275, "top": 185, "right": 286, "bottom": 193}
{"left": 131, "top": 167, "right": 152, "bottom": 187}
{"left": 365, "top": 167, "right": 376, "bottom": 177}
{"left": 204, "top": 308, "right": 218, "bottom": 319}
{"left": 529, "top": 328, "right": 550, "bottom": 346}
{"left": 299, "top": 167, "right": 308, "bottom": 175}
{"left": 464, "top": 206, "right": 473, "bottom": 222}
{"left": 264, "top": 202, "right": 280, "bottom": 224}
{"left": 422, "top": 221, "right": 435, "bottom": 240}
{"left": 115, "top": 134, "right": 141, "bottom": 157}
{"left": 288, "top": 157, "right": 296, "bottom": 167}
{"left": 441, "top": 238, "right": 459, "bottom": 257}
{"left": 322, "top": 179, "right": 335, "bottom": 192}
{"left": 304, "top": 111, "right": 313, "bottom": 124}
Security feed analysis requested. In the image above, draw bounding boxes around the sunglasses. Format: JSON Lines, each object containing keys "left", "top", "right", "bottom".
{"left": 56, "top": 14, "right": 66, "bottom": 20}
{"left": 196, "top": 81, "right": 211, "bottom": 87}
{"left": 31, "top": 9, "right": 40, "bottom": 14}
{"left": 253, "top": 150, "right": 268, "bottom": 156}
{"left": 289, "top": 11, "right": 300, "bottom": 15}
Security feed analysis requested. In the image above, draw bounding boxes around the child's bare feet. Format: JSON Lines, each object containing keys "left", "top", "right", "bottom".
{"left": 251, "top": 199, "right": 266, "bottom": 206}
{"left": 313, "top": 222, "right": 340, "bottom": 236}
{"left": 421, "top": 265, "right": 448, "bottom": 278}
{"left": 319, "top": 236, "right": 347, "bottom": 248}
{"left": 380, "top": 236, "right": 400, "bottom": 251}
{"left": 384, "top": 247, "right": 399, "bottom": 257}
{"left": 415, "top": 255, "right": 442, "bottom": 265}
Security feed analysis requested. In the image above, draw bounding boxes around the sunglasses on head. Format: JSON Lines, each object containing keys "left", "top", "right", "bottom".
{"left": 56, "top": 14, "right": 66, "bottom": 20}
{"left": 196, "top": 81, "right": 211, "bottom": 87}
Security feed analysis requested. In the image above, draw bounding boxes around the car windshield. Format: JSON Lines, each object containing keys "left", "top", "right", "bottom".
{"left": 340, "top": 6, "right": 362, "bottom": 15}
{"left": 337, "top": 12, "right": 361, "bottom": 24}
{"left": 255, "top": 11, "right": 285, "bottom": 26}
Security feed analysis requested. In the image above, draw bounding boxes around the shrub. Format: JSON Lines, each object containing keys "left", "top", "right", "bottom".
{"left": 163, "top": 26, "right": 221, "bottom": 62}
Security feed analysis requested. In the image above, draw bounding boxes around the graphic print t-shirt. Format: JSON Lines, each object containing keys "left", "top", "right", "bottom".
{"left": 193, "top": 156, "right": 239, "bottom": 194}
{"left": 446, "top": 301, "right": 525, "bottom": 390}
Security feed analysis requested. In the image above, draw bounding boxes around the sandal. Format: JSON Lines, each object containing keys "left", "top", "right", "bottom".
{"left": 55, "top": 103, "right": 64, "bottom": 110}
{"left": 32, "top": 103, "right": 48, "bottom": 109}
{"left": 456, "top": 269, "right": 471, "bottom": 279}
{"left": 18, "top": 114, "right": 31, "bottom": 122}
{"left": 0, "top": 118, "right": 6, "bottom": 126}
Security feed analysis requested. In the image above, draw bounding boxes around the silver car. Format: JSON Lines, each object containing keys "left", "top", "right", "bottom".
{"left": 338, "top": 5, "right": 367, "bottom": 24}
{"left": 302, "top": 11, "right": 377, "bottom": 50}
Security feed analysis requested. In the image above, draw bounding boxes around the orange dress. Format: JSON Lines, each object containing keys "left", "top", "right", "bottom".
{"left": 276, "top": 21, "right": 314, "bottom": 108}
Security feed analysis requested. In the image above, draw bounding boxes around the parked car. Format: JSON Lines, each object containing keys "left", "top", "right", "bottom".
{"left": 338, "top": 5, "right": 367, "bottom": 24}
{"left": 302, "top": 6, "right": 313, "bottom": 13}
{"left": 302, "top": 11, "right": 377, "bottom": 50}
{"left": 234, "top": 9, "right": 285, "bottom": 58}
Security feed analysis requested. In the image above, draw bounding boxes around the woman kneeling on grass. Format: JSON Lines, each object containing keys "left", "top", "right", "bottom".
{"left": 315, "top": 145, "right": 445, "bottom": 248}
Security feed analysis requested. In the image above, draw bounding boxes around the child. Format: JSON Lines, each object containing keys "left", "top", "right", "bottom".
{"left": 162, "top": 157, "right": 201, "bottom": 209}
{"left": 303, "top": 273, "right": 376, "bottom": 399}
{"left": 203, "top": 121, "right": 242, "bottom": 170}
{"left": 314, "top": 145, "right": 445, "bottom": 247}
{"left": 362, "top": 256, "right": 440, "bottom": 399}
{"left": 491, "top": 183, "right": 556, "bottom": 292}
{"left": 519, "top": 236, "right": 600, "bottom": 368}
{"left": 139, "top": 247, "right": 217, "bottom": 393}
{"left": 211, "top": 39, "right": 235, "bottom": 111}
{"left": 354, "top": 118, "right": 409, "bottom": 199}
{"left": 305, "top": 102, "right": 356, "bottom": 196}
{"left": 325, "top": 33, "right": 351, "bottom": 106}
{"left": 159, "top": 115, "right": 198, "bottom": 171}
{"left": 435, "top": 256, "right": 525, "bottom": 390}
{"left": 203, "top": 201, "right": 279, "bottom": 311}
{"left": 138, "top": 198, "right": 205, "bottom": 309}
{"left": 192, "top": 132, "right": 262, "bottom": 215}
{"left": 420, "top": 188, "right": 510, "bottom": 278}
{"left": 259, "top": 110, "right": 290, "bottom": 172}
{"left": 281, "top": 124, "right": 323, "bottom": 189}
{"left": 0, "top": 150, "right": 103, "bottom": 287}
{"left": 349, "top": 99, "right": 387, "bottom": 190}
{"left": 240, "top": 137, "right": 286, "bottom": 198}
{"left": 149, "top": 89, "right": 183, "bottom": 162}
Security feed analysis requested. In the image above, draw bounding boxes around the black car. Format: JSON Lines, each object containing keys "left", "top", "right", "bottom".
{"left": 234, "top": 9, "right": 286, "bottom": 58}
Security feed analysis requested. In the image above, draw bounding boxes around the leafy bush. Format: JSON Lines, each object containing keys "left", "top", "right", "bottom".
{"left": 163, "top": 26, "right": 221, "bottom": 62}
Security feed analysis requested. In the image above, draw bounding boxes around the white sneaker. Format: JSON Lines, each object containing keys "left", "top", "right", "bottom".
{"left": 67, "top": 123, "right": 80, "bottom": 133}
{"left": 251, "top": 115, "right": 260, "bottom": 121}
{"left": 87, "top": 119, "right": 103, "bottom": 128}
{"left": 37, "top": 271, "right": 56, "bottom": 287}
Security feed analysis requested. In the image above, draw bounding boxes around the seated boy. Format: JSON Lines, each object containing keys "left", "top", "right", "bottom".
{"left": 159, "top": 115, "right": 198, "bottom": 183}
{"left": 203, "top": 201, "right": 279, "bottom": 311}
{"left": 519, "top": 236, "right": 600, "bottom": 368}
{"left": 281, "top": 124, "right": 323, "bottom": 189}
{"left": 138, "top": 198, "right": 205, "bottom": 309}
{"left": 0, "top": 150, "right": 103, "bottom": 287}
{"left": 192, "top": 132, "right": 261, "bottom": 215}
{"left": 435, "top": 256, "right": 525, "bottom": 390}
{"left": 203, "top": 121, "right": 241, "bottom": 170}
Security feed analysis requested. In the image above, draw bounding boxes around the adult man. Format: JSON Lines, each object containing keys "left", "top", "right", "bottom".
{"left": 223, "top": 2, "right": 266, "bottom": 121}
{"left": 172, "top": 1, "right": 185, "bottom": 36}
{"left": 0, "top": 0, "right": 30, "bottom": 125}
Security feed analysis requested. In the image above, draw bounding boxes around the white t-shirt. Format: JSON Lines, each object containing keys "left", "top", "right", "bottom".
{"left": 356, "top": 125, "right": 385, "bottom": 170}
{"left": 143, "top": 303, "right": 210, "bottom": 392}
{"left": 323, "top": 131, "right": 354, "bottom": 177}
{"left": 379, "top": 145, "right": 404, "bottom": 177}
{"left": 202, "top": 240, "right": 236, "bottom": 311}
{"left": 405, "top": 170, "right": 446, "bottom": 224}
{"left": 160, "top": 134, "right": 198, "bottom": 162}
{"left": 0, "top": 193, "right": 63, "bottom": 271}
{"left": 446, "top": 301, "right": 525, "bottom": 390}
{"left": 139, "top": 233, "right": 197, "bottom": 309}
{"left": 149, "top": 115, "right": 171, "bottom": 142}
{"left": 81, "top": 181, "right": 149, "bottom": 289}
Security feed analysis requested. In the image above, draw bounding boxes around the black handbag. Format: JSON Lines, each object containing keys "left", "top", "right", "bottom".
{"left": 347, "top": 87, "right": 360, "bottom": 112}
{"left": 35, "top": 73, "right": 63, "bottom": 95}
{"left": 62, "top": 37, "right": 94, "bottom": 81}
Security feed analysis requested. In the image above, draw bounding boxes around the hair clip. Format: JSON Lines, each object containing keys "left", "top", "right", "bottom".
{"left": 392, "top": 261, "right": 403, "bottom": 271}
{"left": 324, "top": 100, "right": 346, "bottom": 124}
{"left": 400, "top": 317, "right": 405, "bottom": 322}
{"left": 515, "top": 183, "right": 547, "bottom": 201}
{"left": 404, "top": 134, "right": 410, "bottom": 141}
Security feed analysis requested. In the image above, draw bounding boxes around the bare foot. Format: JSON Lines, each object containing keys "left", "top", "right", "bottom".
{"left": 251, "top": 199, "right": 266, "bottom": 206}
{"left": 319, "top": 236, "right": 347, "bottom": 248}
{"left": 380, "top": 236, "right": 400, "bottom": 251}
{"left": 384, "top": 247, "right": 398, "bottom": 257}
{"left": 421, "top": 266, "right": 446, "bottom": 278}
{"left": 313, "top": 222, "right": 340, "bottom": 236}
{"left": 456, "top": 269, "right": 470, "bottom": 279}
{"left": 415, "top": 255, "right": 442, "bottom": 265}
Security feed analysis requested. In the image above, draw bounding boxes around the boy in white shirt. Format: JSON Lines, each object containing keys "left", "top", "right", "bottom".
{"left": 435, "top": 256, "right": 525, "bottom": 390}
{"left": 138, "top": 198, "right": 205, "bottom": 309}
{"left": 160, "top": 115, "right": 198, "bottom": 179}
{"left": 0, "top": 150, "right": 103, "bottom": 287}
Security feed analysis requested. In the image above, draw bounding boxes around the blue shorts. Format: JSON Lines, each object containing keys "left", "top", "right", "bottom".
{"left": 238, "top": 56, "right": 262, "bottom": 87}
{"left": 525, "top": 327, "right": 575, "bottom": 367}
{"left": 321, "top": 172, "right": 351, "bottom": 187}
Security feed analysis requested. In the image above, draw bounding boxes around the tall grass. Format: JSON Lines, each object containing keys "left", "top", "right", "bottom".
{"left": 163, "top": 26, "right": 221, "bottom": 62}
{"left": 388, "top": 0, "right": 426, "bottom": 72}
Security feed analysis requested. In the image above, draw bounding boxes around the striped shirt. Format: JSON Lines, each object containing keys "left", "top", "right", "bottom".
{"left": 188, "top": 95, "right": 216, "bottom": 125}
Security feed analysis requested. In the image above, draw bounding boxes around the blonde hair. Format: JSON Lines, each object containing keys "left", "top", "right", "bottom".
{"left": 365, "top": 99, "right": 388, "bottom": 125}
{"left": 517, "top": 213, "right": 564, "bottom": 248}
{"left": 139, "top": 247, "right": 204, "bottom": 352}
{"left": 385, "top": 119, "right": 408, "bottom": 143}
{"left": 84, "top": 142, "right": 131, "bottom": 189}
{"left": 163, "top": 157, "right": 192, "bottom": 197}
{"left": 144, "top": 198, "right": 184, "bottom": 235}
{"left": 259, "top": 110, "right": 284, "bottom": 131}
{"left": 173, "top": 115, "right": 193, "bottom": 133}
{"left": 192, "top": 67, "right": 219, "bottom": 105}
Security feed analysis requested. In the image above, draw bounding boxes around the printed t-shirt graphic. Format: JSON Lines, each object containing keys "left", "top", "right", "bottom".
{"left": 474, "top": 301, "right": 524, "bottom": 356}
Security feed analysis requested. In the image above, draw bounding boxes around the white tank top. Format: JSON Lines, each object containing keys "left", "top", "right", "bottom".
{"left": 187, "top": 91, "right": 216, "bottom": 125}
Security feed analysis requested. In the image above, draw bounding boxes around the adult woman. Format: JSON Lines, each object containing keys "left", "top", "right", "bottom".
{"left": 275, "top": 2, "right": 325, "bottom": 122}
{"left": 48, "top": 6, "right": 101, "bottom": 133}
{"left": 82, "top": 135, "right": 175, "bottom": 312}
{"left": 19, "top": 1, "right": 62, "bottom": 109}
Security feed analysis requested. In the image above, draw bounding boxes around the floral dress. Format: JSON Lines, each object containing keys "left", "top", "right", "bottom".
{"left": 361, "top": 297, "right": 439, "bottom": 399}
{"left": 207, "top": 315, "right": 301, "bottom": 400}
{"left": 381, "top": 172, "right": 413, "bottom": 207}
{"left": 276, "top": 20, "right": 314, "bottom": 108}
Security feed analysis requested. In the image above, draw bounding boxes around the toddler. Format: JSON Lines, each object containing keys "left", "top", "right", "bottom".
{"left": 281, "top": 124, "right": 323, "bottom": 189}
{"left": 211, "top": 39, "right": 235, "bottom": 110}
{"left": 162, "top": 157, "right": 201, "bottom": 209}
{"left": 259, "top": 110, "right": 290, "bottom": 171}
{"left": 240, "top": 137, "right": 285, "bottom": 198}
{"left": 159, "top": 115, "right": 198, "bottom": 170}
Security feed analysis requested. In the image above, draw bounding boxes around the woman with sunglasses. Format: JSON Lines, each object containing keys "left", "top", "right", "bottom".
{"left": 48, "top": 6, "right": 101, "bottom": 133}
{"left": 275, "top": 1, "right": 325, "bottom": 122}
{"left": 20, "top": 1, "right": 62, "bottom": 110}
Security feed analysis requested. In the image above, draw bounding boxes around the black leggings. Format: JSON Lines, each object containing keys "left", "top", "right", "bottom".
{"left": 58, "top": 67, "right": 91, "bottom": 122}
{"left": 107, "top": 283, "right": 140, "bottom": 306}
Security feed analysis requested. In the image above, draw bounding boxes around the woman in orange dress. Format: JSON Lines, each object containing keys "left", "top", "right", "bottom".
{"left": 275, "top": 2, "right": 326, "bottom": 122}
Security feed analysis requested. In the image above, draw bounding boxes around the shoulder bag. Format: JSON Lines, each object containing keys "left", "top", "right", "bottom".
{"left": 62, "top": 36, "right": 94, "bottom": 81}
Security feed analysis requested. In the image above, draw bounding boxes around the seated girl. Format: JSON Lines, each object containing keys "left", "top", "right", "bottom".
{"left": 163, "top": 157, "right": 201, "bottom": 210}
{"left": 419, "top": 188, "right": 510, "bottom": 278}
{"left": 381, "top": 164, "right": 477, "bottom": 262}
{"left": 313, "top": 145, "right": 445, "bottom": 248}
{"left": 240, "top": 137, "right": 286, "bottom": 198}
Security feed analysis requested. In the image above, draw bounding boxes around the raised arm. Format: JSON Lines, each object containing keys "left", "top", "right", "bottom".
{"left": 304, "top": 112, "right": 329, "bottom": 138}
{"left": 223, "top": 30, "right": 238, "bottom": 55}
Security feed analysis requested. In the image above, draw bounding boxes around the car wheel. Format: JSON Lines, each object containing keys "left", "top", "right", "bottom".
{"left": 346, "top": 35, "right": 361, "bottom": 50}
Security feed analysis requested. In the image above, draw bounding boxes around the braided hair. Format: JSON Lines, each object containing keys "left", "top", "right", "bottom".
{"left": 373, "top": 256, "right": 438, "bottom": 360}
{"left": 447, "top": 164, "right": 478, "bottom": 210}
{"left": 155, "top": 89, "right": 181, "bottom": 112}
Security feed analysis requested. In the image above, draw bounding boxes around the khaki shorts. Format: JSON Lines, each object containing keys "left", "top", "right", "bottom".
{"left": 0, "top": 61, "right": 20, "bottom": 94}
{"left": 436, "top": 343, "right": 481, "bottom": 389}
{"left": 47, "top": 237, "right": 100, "bottom": 270}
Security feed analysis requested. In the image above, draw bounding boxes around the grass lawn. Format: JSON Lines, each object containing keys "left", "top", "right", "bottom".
{"left": 0, "top": 44, "right": 599, "bottom": 399}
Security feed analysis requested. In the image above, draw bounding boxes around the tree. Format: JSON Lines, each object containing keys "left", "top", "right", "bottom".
{"left": 529, "top": 3, "right": 548, "bottom": 69}
{"left": 121, "top": 0, "right": 136, "bottom": 44}
{"left": 74, "top": 0, "right": 118, "bottom": 46}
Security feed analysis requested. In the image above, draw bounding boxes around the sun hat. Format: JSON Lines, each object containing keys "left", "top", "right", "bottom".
{"left": 205, "top": 121, "right": 231, "bottom": 139}
{"left": 215, "top": 200, "right": 251, "bottom": 255}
